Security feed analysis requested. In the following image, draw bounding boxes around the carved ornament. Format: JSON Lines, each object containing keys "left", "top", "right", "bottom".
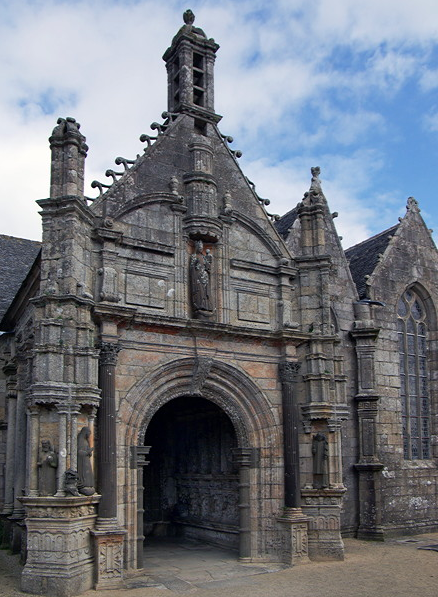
{"left": 190, "top": 356, "right": 213, "bottom": 394}
{"left": 99, "top": 342, "right": 120, "bottom": 366}
{"left": 278, "top": 361, "right": 301, "bottom": 383}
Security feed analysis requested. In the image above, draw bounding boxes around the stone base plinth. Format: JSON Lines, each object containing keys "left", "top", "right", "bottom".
{"left": 20, "top": 495, "right": 100, "bottom": 597}
{"left": 92, "top": 518, "right": 127, "bottom": 590}
{"left": 276, "top": 508, "right": 310, "bottom": 565}
{"left": 357, "top": 525, "right": 385, "bottom": 541}
{"left": 301, "top": 488, "right": 346, "bottom": 561}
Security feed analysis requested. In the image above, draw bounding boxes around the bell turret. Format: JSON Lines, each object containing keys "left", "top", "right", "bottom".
{"left": 163, "top": 10, "right": 220, "bottom": 123}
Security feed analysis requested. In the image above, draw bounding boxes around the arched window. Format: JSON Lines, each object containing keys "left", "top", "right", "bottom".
{"left": 397, "top": 288, "right": 430, "bottom": 459}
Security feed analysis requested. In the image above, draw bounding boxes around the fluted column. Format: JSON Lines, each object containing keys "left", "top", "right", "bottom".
{"left": 55, "top": 406, "right": 68, "bottom": 496}
{"left": 3, "top": 371, "right": 17, "bottom": 514}
{"left": 278, "top": 361, "right": 302, "bottom": 510}
{"left": 233, "top": 447, "right": 252, "bottom": 560}
{"left": 12, "top": 390, "right": 26, "bottom": 518}
{"left": 27, "top": 405, "right": 40, "bottom": 497}
{"left": 97, "top": 342, "right": 120, "bottom": 521}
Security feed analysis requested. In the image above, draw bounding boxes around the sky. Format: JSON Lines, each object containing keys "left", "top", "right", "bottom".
{"left": 1, "top": 0, "right": 438, "bottom": 249}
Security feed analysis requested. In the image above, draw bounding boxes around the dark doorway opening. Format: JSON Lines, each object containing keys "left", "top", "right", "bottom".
{"left": 144, "top": 396, "right": 239, "bottom": 550}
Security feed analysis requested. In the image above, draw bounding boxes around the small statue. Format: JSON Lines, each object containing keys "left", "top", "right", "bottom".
{"left": 183, "top": 9, "right": 195, "bottom": 25}
{"left": 312, "top": 432, "right": 329, "bottom": 489}
{"left": 310, "top": 166, "right": 322, "bottom": 193}
{"left": 64, "top": 469, "right": 80, "bottom": 496}
{"left": 38, "top": 439, "right": 58, "bottom": 496}
{"left": 190, "top": 240, "right": 213, "bottom": 319}
{"left": 77, "top": 427, "right": 95, "bottom": 496}
{"left": 303, "top": 166, "right": 324, "bottom": 206}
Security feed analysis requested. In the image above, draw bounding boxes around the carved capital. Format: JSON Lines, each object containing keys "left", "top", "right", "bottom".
{"left": 279, "top": 361, "right": 301, "bottom": 384}
{"left": 99, "top": 342, "right": 120, "bottom": 366}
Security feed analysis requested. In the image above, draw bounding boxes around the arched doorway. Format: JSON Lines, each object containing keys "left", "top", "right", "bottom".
{"left": 143, "top": 396, "right": 239, "bottom": 550}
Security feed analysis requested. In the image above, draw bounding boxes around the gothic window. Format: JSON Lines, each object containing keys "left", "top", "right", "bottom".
{"left": 397, "top": 288, "right": 430, "bottom": 459}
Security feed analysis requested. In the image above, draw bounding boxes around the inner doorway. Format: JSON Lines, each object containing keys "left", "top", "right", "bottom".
{"left": 143, "top": 396, "right": 239, "bottom": 550}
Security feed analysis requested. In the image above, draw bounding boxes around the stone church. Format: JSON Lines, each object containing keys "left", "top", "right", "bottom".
{"left": 1, "top": 10, "right": 437, "bottom": 597}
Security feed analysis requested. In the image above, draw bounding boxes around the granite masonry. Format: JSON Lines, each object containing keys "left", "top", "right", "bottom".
{"left": 1, "top": 11, "right": 437, "bottom": 597}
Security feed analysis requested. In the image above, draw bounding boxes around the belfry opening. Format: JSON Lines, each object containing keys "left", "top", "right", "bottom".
{"left": 143, "top": 396, "right": 240, "bottom": 551}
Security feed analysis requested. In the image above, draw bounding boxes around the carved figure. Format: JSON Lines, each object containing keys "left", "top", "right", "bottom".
{"left": 303, "top": 166, "right": 324, "bottom": 206}
{"left": 64, "top": 469, "right": 80, "bottom": 496}
{"left": 183, "top": 9, "right": 195, "bottom": 25}
{"left": 310, "top": 166, "right": 322, "bottom": 194}
{"left": 312, "top": 432, "right": 329, "bottom": 489}
{"left": 190, "top": 240, "right": 213, "bottom": 318}
{"left": 38, "top": 439, "right": 58, "bottom": 496}
{"left": 77, "top": 427, "right": 95, "bottom": 496}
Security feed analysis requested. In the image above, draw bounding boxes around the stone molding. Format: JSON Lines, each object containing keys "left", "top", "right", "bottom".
{"left": 123, "top": 357, "right": 280, "bottom": 451}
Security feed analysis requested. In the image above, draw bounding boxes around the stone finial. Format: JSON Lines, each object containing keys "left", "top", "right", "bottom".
{"left": 406, "top": 196, "right": 420, "bottom": 213}
{"left": 310, "top": 166, "right": 322, "bottom": 194}
{"left": 49, "top": 117, "right": 88, "bottom": 154}
{"left": 301, "top": 166, "right": 325, "bottom": 206}
{"left": 183, "top": 9, "right": 195, "bottom": 25}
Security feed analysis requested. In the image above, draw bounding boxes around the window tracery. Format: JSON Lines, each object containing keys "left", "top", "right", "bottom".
{"left": 397, "top": 288, "right": 430, "bottom": 459}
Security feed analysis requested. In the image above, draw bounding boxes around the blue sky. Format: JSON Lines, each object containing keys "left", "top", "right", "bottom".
{"left": 1, "top": 0, "right": 438, "bottom": 248}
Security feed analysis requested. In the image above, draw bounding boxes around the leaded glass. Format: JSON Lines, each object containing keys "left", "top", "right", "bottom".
{"left": 397, "top": 288, "right": 431, "bottom": 460}
{"left": 398, "top": 299, "right": 407, "bottom": 317}
{"left": 412, "top": 300, "right": 422, "bottom": 319}
{"left": 422, "top": 440, "right": 430, "bottom": 459}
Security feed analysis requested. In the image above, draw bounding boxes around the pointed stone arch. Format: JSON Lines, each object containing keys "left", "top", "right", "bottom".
{"left": 402, "top": 280, "right": 438, "bottom": 330}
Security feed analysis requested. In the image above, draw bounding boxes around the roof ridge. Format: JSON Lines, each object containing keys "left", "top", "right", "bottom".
{"left": 345, "top": 223, "right": 399, "bottom": 253}
{"left": 0, "top": 233, "right": 41, "bottom": 244}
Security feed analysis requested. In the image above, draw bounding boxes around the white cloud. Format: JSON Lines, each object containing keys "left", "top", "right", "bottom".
{"left": 423, "top": 109, "right": 438, "bottom": 132}
{"left": 419, "top": 67, "right": 438, "bottom": 91}
{"left": 1, "top": 0, "right": 438, "bottom": 245}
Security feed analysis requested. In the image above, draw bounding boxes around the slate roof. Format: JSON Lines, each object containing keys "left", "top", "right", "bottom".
{"left": 0, "top": 235, "right": 41, "bottom": 322}
{"left": 274, "top": 206, "right": 299, "bottom": 239}
{"left": 345, "top": 224, "right": 399, "bottom": 299}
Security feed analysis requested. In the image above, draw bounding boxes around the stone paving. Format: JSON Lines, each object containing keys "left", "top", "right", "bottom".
{"left": 125, "top": 538, "right": 287, "bottom": 591}
{"left": 1, "top": 533, "right": 437, "bottom": 597}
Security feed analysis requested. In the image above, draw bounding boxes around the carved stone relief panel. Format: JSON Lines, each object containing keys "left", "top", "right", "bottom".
{"left": 237, "top": 291, "right": 270, "bottom": 323}
{"left": 125, "top": 272, "right": 167, "bottom": 309}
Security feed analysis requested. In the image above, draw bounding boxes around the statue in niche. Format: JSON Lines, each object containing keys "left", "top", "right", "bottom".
{"left": 312, "top": 432, "right": 328, "bottom": 489}
{"left": 77, "top": 427, "right": 95, "bottom": 495}
{"left": 38, "top": 439, "right": 58, "bottom": 496}
{"left": 189, "top": 240, "right": 213, "bottom": 318}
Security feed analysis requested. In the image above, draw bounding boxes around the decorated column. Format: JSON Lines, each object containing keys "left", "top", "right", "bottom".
{"left": 351, "top": 300, "right": 384, "bottom": 540}
{"left": 131, "top": 445, "right": 151, "bottom": 568}
{"left": 92, "top": 341, "right": 126, "bottom": 590}
{"left": 278, "top": 361, "right": 302, "bottom": 510}
{"left": 277, "top": 361, "right": 309, "bottom": 565}
{"left": 233, "top": 448, "right": 253, "bottom": 560}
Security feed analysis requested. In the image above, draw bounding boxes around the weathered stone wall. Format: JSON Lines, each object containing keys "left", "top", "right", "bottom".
{"left": 113, "top": 328, "right": 287, "bottom": 567}
{"left": 367, "top": 202, "right": 438, "bottom": 533}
